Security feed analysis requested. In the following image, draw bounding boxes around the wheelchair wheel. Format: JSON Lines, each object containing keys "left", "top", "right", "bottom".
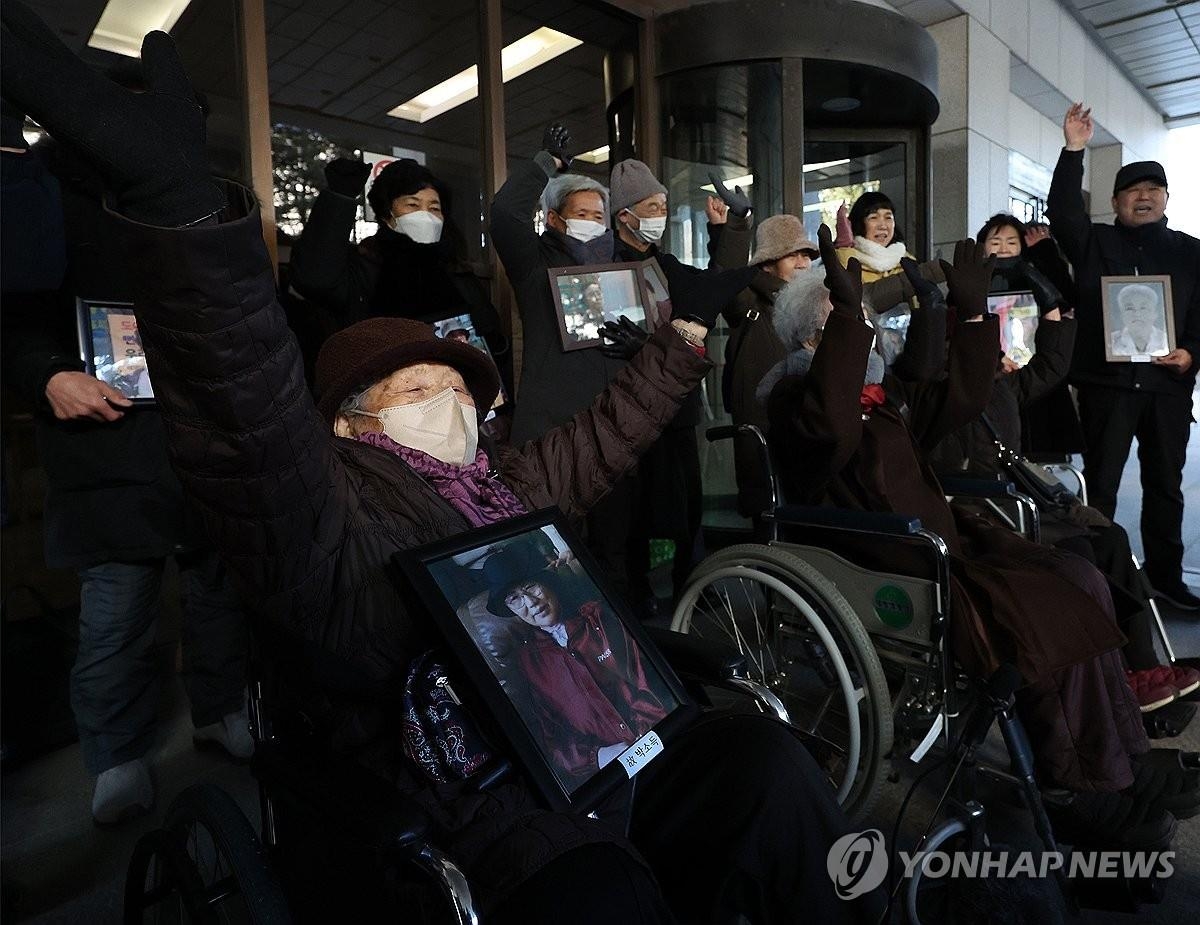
{"left": 673, "top": 544, "right": 892, "bottom": 821}
{"left": 124, "top": 783, "right": 290, "bottom": 924}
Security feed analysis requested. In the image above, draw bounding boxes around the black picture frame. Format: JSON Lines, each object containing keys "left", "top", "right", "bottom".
{"left": 76, "top": 298, "right": 156, "bottom": 404}
{"left": 547, "top": 262, "right": 656, "bottom": 352}
{"left": 392, "top": 509, "right": 697, "bottom": 814}
{"left": 986, "top": 290, "right": 1039, "bottom": 368}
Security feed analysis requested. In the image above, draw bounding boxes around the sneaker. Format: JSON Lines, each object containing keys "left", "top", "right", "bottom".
{"left": 1148, "top": 583, "right": 1200, "bottom": 612}
{"left": 1125, "top": 669, "right": 1178, "bottom": 713}
{"left": 92, "top": 758, "right": 154, "bottom": 825}
{"left": 193, "top": 705, "right": 254, "bottom": 760}
{"left": 1163, "top": 664, "right": 1200, "bottom": 698}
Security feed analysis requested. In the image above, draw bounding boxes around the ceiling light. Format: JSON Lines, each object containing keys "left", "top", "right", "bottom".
{"left": 88, "top": 0, "right": 194, "bottom": 58}
{"left": 803, "top": 159, "right": 851, "bottom": 172}
{"left": 575, "top": 145, "right": 610, "bottom": 164}
{"left": 699, "top": 173, "right": 754, "bottom": 193}
{"left": 389, "top": 27, "right": 582, "bottom": 124}
{"left": 822, "top": 97, "right": 861, "bottom": 113}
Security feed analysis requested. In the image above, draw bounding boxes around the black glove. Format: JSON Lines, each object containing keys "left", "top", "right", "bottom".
{"left": 707, "top": 172, "right": 752, "bottom": 218}
{"left": 900, "top": 257, "right": 942, "bottom": 308}
{"left": 599, "top": 316, "right": 649, "bottom": 360}
{"left": 817, "top": 224, "right": 863, "bottom": 317}
{"left": 1021, "top": 261, "right": 1065, "bottom": 315}
{"left": 324, "top": 157, "right": 371, "bottom": 197}
{"left": 938, "top": 239, "right": 996, "bottom": 320}
{"left": 0, "top": 2, "right": 224, "bottom": 226}
{"left": 541, "top": 123, "right": 572, "bottom": 170}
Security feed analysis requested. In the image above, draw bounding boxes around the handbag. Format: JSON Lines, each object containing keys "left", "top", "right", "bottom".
{"left": 980, "top": 414, "right": 1079, "bottom": 511}
{"left": 401, "top": 649, "right": 495, "bottom": 785}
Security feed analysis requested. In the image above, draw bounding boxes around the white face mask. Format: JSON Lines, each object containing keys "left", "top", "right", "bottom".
{"left": 628, "top": 213, "right": 666, "bottom": 244}
{"left": 356, "top": 387, "right": 478, "bottom": 466}
{"left": 391, "top": 209, "right": 444, "bottom": 244}
{"left": 564, "top": 218, "right": 608, "bottom": 243}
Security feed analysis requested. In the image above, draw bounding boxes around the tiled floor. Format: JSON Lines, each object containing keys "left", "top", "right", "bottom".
{"left": 2, "top": 404, "right": 1199, "bottom": 923}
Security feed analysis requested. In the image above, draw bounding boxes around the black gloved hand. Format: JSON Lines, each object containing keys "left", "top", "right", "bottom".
{"left": 707, "top": 172, "right": 752, "bottom": 218}
{"left": 900, "top": 257, "right": 941, "bottom": 308}
{"left": 0, "top": 2, "right": 225, "bottom": 226}
{"left": 938, "top": 239, "right": 996, "bottom": 319}
{"left": 599, "top": 316, "right": 649, "bottom": 360}
{"left": 817, "top": 224, "right": 863, "bottom": 317}
{"left": 1021, "top": 261, "right": 1065, "bottom": 315}
{"left": 541, "top": 123, "right": 572, "bottom": 170}
{"left": 324, "top": 157, "right": 371, "bottom": 197}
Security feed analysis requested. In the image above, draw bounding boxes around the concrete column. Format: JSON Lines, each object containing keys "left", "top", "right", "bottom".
{"left": 1088, "top": 143, "right": 1123, "bottom": 226}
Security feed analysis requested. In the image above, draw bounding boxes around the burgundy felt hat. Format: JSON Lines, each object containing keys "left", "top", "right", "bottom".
{"left": 314, "top": 316, "right": 500, "bottom": 424}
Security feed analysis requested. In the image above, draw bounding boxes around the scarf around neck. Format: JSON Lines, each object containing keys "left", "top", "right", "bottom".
{"left": 357, "top": 431, "right": 527, "bottom": 527}
{"left": 849, "top": 236, "right": 909, "bottom": 274}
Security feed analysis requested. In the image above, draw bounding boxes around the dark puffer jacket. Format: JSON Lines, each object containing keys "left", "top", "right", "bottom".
{"left": 115, "top": 188, "right": 709, "bottom": 905}
{"left": 1048, "top": 147, "right": 1200, "bottom": 395}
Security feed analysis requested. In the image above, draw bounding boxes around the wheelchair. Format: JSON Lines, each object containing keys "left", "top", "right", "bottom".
{"left": 123, "top": 615, "right": 791, "bottom": 924}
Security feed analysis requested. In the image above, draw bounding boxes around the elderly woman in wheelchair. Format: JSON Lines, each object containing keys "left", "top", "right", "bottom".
{"left": 0, "top": 9, "right": 888, "bottom": 922}
{"left": 753, "top": 226, "right": 1199, "bottom": 853}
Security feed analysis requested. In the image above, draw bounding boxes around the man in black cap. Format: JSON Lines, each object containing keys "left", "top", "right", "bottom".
{"left": 1048, "top": 102, "right": 1200, "bottom": 610}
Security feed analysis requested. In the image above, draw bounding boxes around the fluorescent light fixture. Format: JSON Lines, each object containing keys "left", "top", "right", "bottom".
{"left": 803, "top": 158, "right": 851, "bottom": 172}
{"left": 575, "top": 145, "right": 610, "bottom": 164}
{"left": 88, "top": 0, "right": 194, "bottom": 58}
{"left": 389, "top": 27, "right": 582, "bottom": 124}
{"left": 700, "top": 173, "right": 754, "bottom": 193}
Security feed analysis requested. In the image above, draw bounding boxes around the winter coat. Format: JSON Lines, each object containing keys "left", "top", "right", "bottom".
{"left": 926, "top": 319, "right": 1077, "bottom": 475}
{"left": 288, "top": 185, "right": 505, "bottom": 349}
{"left": 765, "top": 311, "right": 1126, "bottom": 688}
{"left": 491, "top": 154, "right": 628, "bottom": 442}
{"left": 1, "top": 142, "right": 193, "bottom": 569}
{"left": 836, "top": 238, "right": 945, "bottom": 312}
{"left": 115, "top": 187, "right": 709, "bottom": 905}
{"left": 1048, "top": 147, "right": 1200, "bottom": 395}
{"left": 512, "top": 601, "right": 666, "bottom": 783}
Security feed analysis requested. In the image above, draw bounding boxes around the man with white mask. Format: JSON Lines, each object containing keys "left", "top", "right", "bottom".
{"left": 289, "top": 155, "right": 507, "bottom": 376}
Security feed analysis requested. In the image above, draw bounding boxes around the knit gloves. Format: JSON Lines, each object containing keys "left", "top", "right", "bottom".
{"left": 939, "top": 239, "right": 996, "bottom": 320}
{"left": 1, "top": 2, "right": 225, "bottom": 226}
{"left": 817, "top": 224, "right": 864, "bottom": 318}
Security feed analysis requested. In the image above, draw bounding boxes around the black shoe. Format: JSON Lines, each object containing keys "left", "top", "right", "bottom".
{"left": 1129, "top": 748, "right": 1200, "bottom": 821}
{"left": 1148, "top": 582, "right": 1200, "bottom": 611}
{"left": 1044, "top": 787, "right": 1177, "bottom": 851}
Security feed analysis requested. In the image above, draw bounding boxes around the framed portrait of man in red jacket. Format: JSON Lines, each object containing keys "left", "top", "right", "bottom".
{"left": 395, "top": 510, "right": 697, "bottom": 814}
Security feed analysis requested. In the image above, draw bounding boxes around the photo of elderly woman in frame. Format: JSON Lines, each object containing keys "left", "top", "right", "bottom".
{"left": 404, "top": 512, "right": 692, "bottom": 811}
{"left": 1101, "top": 275, "right": 1175, "bottom": 362}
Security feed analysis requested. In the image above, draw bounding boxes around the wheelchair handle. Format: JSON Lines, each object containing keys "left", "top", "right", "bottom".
{"left": 705, "top": 424, "right": 778, "bottom": 517}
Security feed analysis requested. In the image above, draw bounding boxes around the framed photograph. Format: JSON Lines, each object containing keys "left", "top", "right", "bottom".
{"left": 1100, "top": 275, "right": 1175, "bottom": 362}
{"left": 76, "top": 299, "right": 155, "bottom": 403}
{"left": 430, "top": 312, "right": 509, "bottom": 411}
{"left": 638, "top": 257, "right": 672, "bottom": 331}
{"left": 547, "top": 262, "right": 655, "bottom": 352}
{"left": 393, "top": 509, "right": 697, "bottom": 814}
{"left": 986, "top": 291, "right": 1039, "bottom": 368}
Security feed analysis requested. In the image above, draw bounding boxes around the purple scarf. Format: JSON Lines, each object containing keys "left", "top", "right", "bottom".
{"left": 356, "top": 432, "right": 527, "bottom": 527}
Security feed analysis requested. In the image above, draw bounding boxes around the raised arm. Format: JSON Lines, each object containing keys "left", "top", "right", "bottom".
{"left": 288, "top": 159, "right": 374, "bottom": 318}
{"left": 889, "top": 257, "right": 948, "bottom": 382}
{"left": 1, "top": 9, "right": 349, "bottom": 604}
{"left": 490, "top": 144, "right": 559, "bottom": 288}
{"left": 1047, "top": 103, "right": 1096, "bottom": 267}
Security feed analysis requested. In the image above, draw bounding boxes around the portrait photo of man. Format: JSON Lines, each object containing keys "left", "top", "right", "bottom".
{"left": 1104, "top": 278, "right": 1174, "bottom": 360}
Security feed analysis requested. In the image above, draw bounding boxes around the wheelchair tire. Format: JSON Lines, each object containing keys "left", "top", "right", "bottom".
{"left": 125, "top": 782, "right": 290, "bottom": 924}
{"left": 673, "top": 544, "right": 892, "bottom": 822}
{"left": 904, "top": 816, "right": 968, "bottom": 925}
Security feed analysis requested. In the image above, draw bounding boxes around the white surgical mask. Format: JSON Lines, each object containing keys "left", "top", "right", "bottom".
{"left": 356, "top": 387, "right": 478, "bottom": 466}
{"left": 564, "top": 218, "right": 608, "bottom": 243}
{"left": 391, "top": 210, "right": 444, "bottom": 244}
{"left": 629, "top": 213, "right": 666, "bottom": 244}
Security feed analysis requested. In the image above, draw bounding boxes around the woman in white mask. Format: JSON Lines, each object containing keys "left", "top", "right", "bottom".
{"left": 289, "top": 156, "right": 508, "bottom": 388}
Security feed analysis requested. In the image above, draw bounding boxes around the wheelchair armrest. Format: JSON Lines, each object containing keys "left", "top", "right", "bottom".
{"left": 938, "top": 474, "right": 1019, "bottom": 499}
{"left": 770, "top": 504, "right": 923, "bottom": 537}
{"left": 252, "top": 739, "right": 431, "bottom": 854}
{"left": 645, "top": 625, "right": 745, "bottom": 680}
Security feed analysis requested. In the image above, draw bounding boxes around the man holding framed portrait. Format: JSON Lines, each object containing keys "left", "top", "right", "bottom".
{"left": 1049, "top": 103, "right": 1200, "bottom": 611}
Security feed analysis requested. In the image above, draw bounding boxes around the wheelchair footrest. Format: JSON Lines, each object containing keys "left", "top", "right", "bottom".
{"left": 1143, "top": 700, "right": 1197, "bottom": 739}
